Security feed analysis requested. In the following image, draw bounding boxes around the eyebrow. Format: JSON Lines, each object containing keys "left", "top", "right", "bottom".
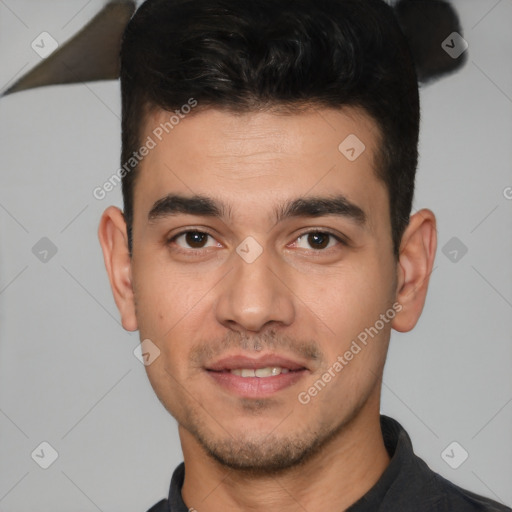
{"left": 148, "top": 193, "right": 367, "bottom": 227}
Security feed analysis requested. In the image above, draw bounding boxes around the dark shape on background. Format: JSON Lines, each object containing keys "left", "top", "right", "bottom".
{"left": 394, "top": 0, "right": 467, "bottom": 84}
{"left": 4, "top": 0, "right": 465, "bottom": 96}
{"left": 4, "top": 0, "right": 136, "bottom": 95}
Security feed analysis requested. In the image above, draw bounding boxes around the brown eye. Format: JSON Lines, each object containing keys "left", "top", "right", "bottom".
{"left": 184, "top": 231, "right": 208, "bottom": 248}
{"left": 294, "top": 231, "right": 342, "bottom": 251}
{"left": 307, "top": 232, "right": 330, "bottom": 249}
{"left": 169, "top": 231, "right": 218, "bottom": 250}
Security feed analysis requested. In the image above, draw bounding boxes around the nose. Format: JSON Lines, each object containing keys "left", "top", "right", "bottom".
{"left": 214, "top": 245, "right": 295, "bottom": 333}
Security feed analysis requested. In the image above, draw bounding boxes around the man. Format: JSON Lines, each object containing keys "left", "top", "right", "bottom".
{"left": 98, "top": 0, "right": 511, "bottom": 510}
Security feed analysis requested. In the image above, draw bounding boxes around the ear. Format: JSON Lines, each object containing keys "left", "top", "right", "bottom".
{"left": 392, "top": 208, "right": 437, "bottom": 332}
{"left": 98, "top": 206, "right": 138, "bottom": 331}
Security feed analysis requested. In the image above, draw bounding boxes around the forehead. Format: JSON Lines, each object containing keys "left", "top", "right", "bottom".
{"left": 133, "top": 106, "right": 387, "bottom": 232}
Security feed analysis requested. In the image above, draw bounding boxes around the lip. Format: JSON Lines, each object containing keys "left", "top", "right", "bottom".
{"left": 204, "top": 353, "right": 310, "bottom": 398}
{"left": 205, "top": 354, "right": 309, "bottom": 372}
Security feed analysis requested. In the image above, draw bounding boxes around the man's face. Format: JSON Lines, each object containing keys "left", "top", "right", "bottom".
{"left": 128, "top": 107, "right": 398, "bottom": 471}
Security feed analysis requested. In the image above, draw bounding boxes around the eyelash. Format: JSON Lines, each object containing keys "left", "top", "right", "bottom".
{"left": 166, "top": 229, "right": 348, "bottom": 256}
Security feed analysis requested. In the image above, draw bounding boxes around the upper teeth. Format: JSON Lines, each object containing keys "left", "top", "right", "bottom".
{"left": 231, "top": 367, "right": 290, "bottom": 377}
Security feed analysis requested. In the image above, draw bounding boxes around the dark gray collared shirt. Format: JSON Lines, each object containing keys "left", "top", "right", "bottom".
{"left": 147, "top": 415, "right": 511, "bottom": 511}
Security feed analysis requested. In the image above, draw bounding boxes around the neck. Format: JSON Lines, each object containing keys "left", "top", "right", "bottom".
{"left": 180, "top": 398, "right": 390, "bottom": 511}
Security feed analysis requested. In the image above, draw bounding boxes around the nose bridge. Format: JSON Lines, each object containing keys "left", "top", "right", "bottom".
{"left": 215, "top": 242, "right": 295, "bottom": 331}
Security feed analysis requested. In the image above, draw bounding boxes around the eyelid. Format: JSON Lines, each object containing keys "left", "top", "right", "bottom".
{"left": 167, "top": 228, "right": 219, "bottom": 250}
{"left": 166, "top": 227, "right": 349, "bottom": 253}
{"left": 295, "top": 228, "right": 348, "bottom": 244}
{"left": 290, "top": 229, "right": 349, "bottom": 251}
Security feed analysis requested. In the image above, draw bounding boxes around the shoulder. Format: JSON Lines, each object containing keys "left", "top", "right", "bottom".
{"left": 380, "top": 455, "right": 511, "bottom": 511}
{"left": 378, "top": 416, "right": 510, "bottom": 512}
{"left": 427, "top": 471, "right": 511, "bottom": 511}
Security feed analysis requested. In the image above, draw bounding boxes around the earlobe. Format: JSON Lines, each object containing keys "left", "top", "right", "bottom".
{"left": 391, "top": 209, "right": 437, "bottom": 333}
{"left": 98, "top": 206, "right": 138, "bottom": 332}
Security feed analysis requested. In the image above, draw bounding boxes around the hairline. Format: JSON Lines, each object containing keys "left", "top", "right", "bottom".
{"left": 127, "top": 100, "right": 391, "bottom": 230}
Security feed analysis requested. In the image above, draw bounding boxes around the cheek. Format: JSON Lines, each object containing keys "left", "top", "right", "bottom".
{"left": 132, "top": 253, "right": 201, "bottom": 330}
{"left": 297, "top": 260, "right": 389, "bottom": 324}
{"left": 132, "top": 258, "right": 218, "bottom": 371}
{"left": 294, "top": 257, "right": 395, "bottom": 377}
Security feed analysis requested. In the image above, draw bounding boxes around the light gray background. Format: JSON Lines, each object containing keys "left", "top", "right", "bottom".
{"left": 0, "top": 0, "right": 511, "bottom": 510}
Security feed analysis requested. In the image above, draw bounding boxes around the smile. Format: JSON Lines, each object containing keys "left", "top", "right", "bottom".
{"left": 205, "top": 355, "right": 309, "bottom": 397}
{"left": 229, "top": 366, "right": 290, "bottom": 377}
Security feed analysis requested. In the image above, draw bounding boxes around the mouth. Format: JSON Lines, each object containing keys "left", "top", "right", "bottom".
{"left": 204, "top": 354, "right": 310, "bottom": 398}
{"left": 228, "top": 366, "right": 293, "bottom": 377}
